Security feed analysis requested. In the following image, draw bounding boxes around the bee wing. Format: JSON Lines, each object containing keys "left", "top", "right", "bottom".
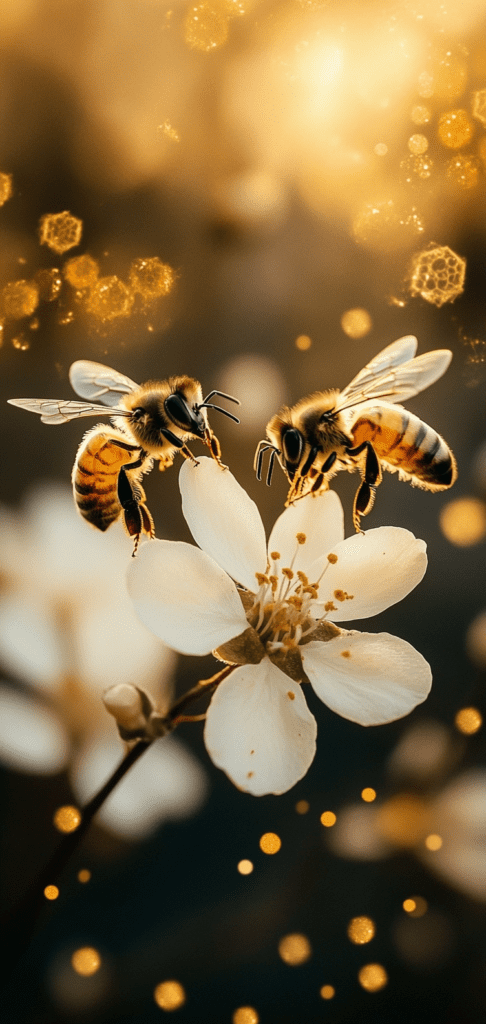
{"left": 7, "top": 398, "right": 128, "bottom": 425}
{"left": 69, "top": 361, "right": 139, "bottom": 406}
{"left": 336, "top": 337, "right": 452, "bottom": 410}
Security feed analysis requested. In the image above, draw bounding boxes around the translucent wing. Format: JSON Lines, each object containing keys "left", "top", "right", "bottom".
{"left": 7, "top": 398, "right": 130, "bottom": 425}
{"left": 69, "top": 361, "right": 139, "bottom": 406}
{"left": 336, "top": 337, "right": 452, "bottom": 411}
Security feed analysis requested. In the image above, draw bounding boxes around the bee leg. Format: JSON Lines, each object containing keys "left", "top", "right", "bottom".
{"left": 204, "top": 428, "right": 226, "bottom": 469}
{"left": 180, "top": 445, "right": 200, "bottom": 465}
{"left": 347, "top": 441, "right": 381, "bottom": 531}
{"left": 117, "top": 464, "right": 153, "bottom": 556}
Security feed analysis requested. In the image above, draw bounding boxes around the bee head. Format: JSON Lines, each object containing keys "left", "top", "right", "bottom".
{"left": 164, "top": 390, "right": 206, "bottom": 439}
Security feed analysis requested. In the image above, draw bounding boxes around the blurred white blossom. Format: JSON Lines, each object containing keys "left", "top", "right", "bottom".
{"left": 0, "top": 484, "right": 207, "bottom": 837}
{"left": 128, "top": 458, "right": 431, "bottom": 796}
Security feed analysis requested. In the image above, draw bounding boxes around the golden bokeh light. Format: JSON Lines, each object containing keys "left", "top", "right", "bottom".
{"left": 278, "top": 933, "right": 312, "bottom": 966}
{"left": 361, "top": 788, "right": 376, "bottom": 803}
{"left": 259, "top": 832, "right": 281, "bottom": 854}
{"left": 340, "top": 307, "right": 372, "bottom": 339}
{"left": 232, "top": 1007, "right": 259, "bottom": 1024}
{"left": 411, "top": 105, "right": 430, "bottom": 125}
{"left": 417, "top": 71, "right": 433, "bottom": 98}
{"left": 63, "top": 255, "right": 99, "bottom": 291}
{"left": 71, "top": 947, "right": 102, "bottom": 977}
{"left": 2, "top": 280, "right": 39, "bottom": 319}
{"left": 78, "top": 869, "right": 92, "bottom": 884}
{"left": 12, "top": 334, "right": 30, "bottom": 351}
{"left": 403, "top": 896, "right": 428, "bottom": 917}
{"left": 34, "top": 268, "right": 63, "bottom": 301}
{"left": 446, "top": 153, "right": 479, "bottom": 189}
{"left": 454, "top": 706, "right": 483, "bottom": 734}
{"left": 295, "top": 334, "right": 312, "bottom": 351}
{"left": 295, "top": 799, "right": 310, "bottom": 814}
{"left": 400, "top": 153, "right": 434, "bottom": 182}
{"left": 472, "top": 89, "right": 486, "bottom": 126}
{"left": 154, "top": 980, "right": 186, "bottom": 1011}
{"left": 425, "top": 833, "right": 443, "bottom": 851}
{"left": 374, "top": 143, "right": 388, "bottom": 156}
{"left": 129, "top": 258, "right": 175, "bottom": 299}
{"left": 39, "top": 211, "right": 83, "bottom": 254}
{"left": 85, "top": 276, "right": 134, "bottom": 321}
{"left": 376, "top": 794, "right": 430, "bottom": 847}
{"left": 409, "top": 244, "right": 466, "bottom": 307}
{"left": 237, "top": 859, "right": 254, "bottom": 875}
{"left": 320, "top": 985, "right": 335, "bottom": 1000}
{"left": 358, "top": 963, "right": 388, "bottom": 992}
{"left": 53, "top": 805, "right": 82, "bottom": 834}
{"left": 440, "top": 497, "right": 486, "bottom": 546}
{"left": 408, "top": 134, "right": 428, "bottom": 155}
{"left": 352, "top": 200, "right": 424, "bottom": 252}
{"left": 44, "top": 885, "right": 59, "bottom": 900}
{"left": 431, "top": 53, "right": 467, "bottom": 100}
{"left": 320, "top": 811, "right": 337, "bottom": 827}
{"left": 184, "top": 3, "right": 229, "bottom": 52}
{"left": 437, "top": 109, "right": 474, "bottom": 149}
{"left": 0, "top": 172, "right": 13, "bottom": 206}
{"left": 347, "top": 916, "right": 376, "bottom": 945}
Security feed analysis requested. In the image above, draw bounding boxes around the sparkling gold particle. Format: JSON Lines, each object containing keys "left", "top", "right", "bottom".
{"left": 78, "top": 869, "right": 92, "bottom": 883}
{"left": 440, "top": 497, "right": 486, "bottom": 546}
{"left": 374, "top": 143, "right": 388, "bottom": 156}
{"left": 12, "top": 334, "right": 30, "bottom": 351}
{"left": 63, "top": 254, "right": 99, "bottom": 290}
{"left": 232, "top": 1008, "right": 259, "bottom": 1024}
{"left": 358, "top": 963, "right": 388, "bottom": 992}
{"left": 347, "top": 916, "right": 376, "bottom": 944}
{"left": 411, "top": 105, "right": 430, "bottom": 126}
{"left": 438, "top": 109, "right": 473, "bottom": 149}
{"left": 184, "top": 3, "right": 229, "bottom": 52}
{"left": 0, "top": 172, "right": 13, "bottom": 205}
{"left": 409, "top": 245, "right": 466, "bottom": 307}
{"left": 237, "top": 859, "right": 254, "bottom": 875}
{"left": 400, "top": 154, "right": 434, "bottom": 183}
{"left": 295, "top": 334, "right": 312, "bottom": 350}
{"left": 403, "top": 896, "right": 428, "bottom": 917}
{"left": 259, "top": 832, "right": 281, "bottom": 854}
{"left": 44, "top": 885, "right": 59, "bottom": 900}
{"left": 53, "top": 805, "right": 82, "bottom": 833}
{"left": 39, "top": 211, "right": 83, "bottom": 255}
{"left": 340, "top": 308, "right": 372, "bottom": 339}
{"left": 129, "top": 257, "right": 175, "bottom": 299}
{"left": 320, "top": 811, "right": 336, "bottom": 827}
{"left": 2, "top": 280, "right": 39, "bottom": 319}
{"left": 154, "top": 980, "right": 186, "bottom": 1011}
{"left": 320, "top": 985, "right": 335, "bottom": 1000}
{"left": 352, "top": 200, "right": 424, "bottom": 252}
{"left": 425, "top": 833, "right": 443, "bottom": 851}
{"left": 455, "top": 706, "right": 483, "bottom": 734}
{"left": 472, "top": 89, "right": 486, "bottom": 127}
{"left": 278, "top": 933, "right": 312, "bottom": 966}
{"left": 34, "top": 268, "right": 62, "bottom": 301}
{"left": 71, "top": 947, "right": 101, "bottom": 977}
{"left": 29, "top": 318, "right": 39, "bottom": 330}
{"left": 86, "top": 276, "right": 134, "bottom": 322}
{"left": 446, "top": 154, "right": 479, "bottom": 190}
{"left": 361, "top": 788, "right": 376, "bottom": 803}
{"left": 295, "top": 799, "right": 310, "bottom": 814}
{"left": 158, "top": 121, "right": 181, "bottom": 143}
{"left": 408, "top": 134, "right": 428, "bottom": 156}
{"left": 376, "top": 794, "right": 430, "bottom": 847}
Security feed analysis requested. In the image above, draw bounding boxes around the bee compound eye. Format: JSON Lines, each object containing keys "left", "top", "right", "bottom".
{"left": 282, "top": 428, "right": 303, "bottom": 466}
{"left": 164, "top": 392, "right": 204, "bottom": 435}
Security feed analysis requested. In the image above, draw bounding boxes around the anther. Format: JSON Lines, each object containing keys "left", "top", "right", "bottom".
{"left": 296, "top": 532, "right": 307, "bottom": 544}
{"left": 297, "top": 571, "right": 309, "bottom": 585}
{"left": 270, "top": 551, "right": 281, "bottom": 561}
{"left": 327, "top": 553, "right": 338, "bottom": 564}
{"left": 255, "top": 572, "right": 270, "bottom": 586}
{"left": 282, "top": 567, "right": 294, "bottom": 580}
{"left": 303, "top": 585, "right": 319, "bottom": 599}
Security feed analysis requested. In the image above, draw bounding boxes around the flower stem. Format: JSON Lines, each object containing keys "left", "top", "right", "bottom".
{"left": 0, "top": 663, "right": 235, "bottom": 987}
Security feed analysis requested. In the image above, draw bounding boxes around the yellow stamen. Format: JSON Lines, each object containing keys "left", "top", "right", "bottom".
{"left": 296, "top": 532, "right": 306, "bottom": 544}
{"left": 325, "top": 601, "right": 337, "bottom": 612}
{"left": 270, "top": 551, "right": 281, "bottom": 561}
{"left": 282, "top": 567, "right": 294, "bottom": 580}
{"left": 269, "top": 575, "right": 279, "bottom": 592}
{"left": 255, "top": 572, "right": 270, "bottom": 586}
{"left": 303, "top": 586, "right": 319, "bottom": 599}
{"left": 297, "top": 571, "right": 309, "bottom": 585}
{"left": 327, "top": 553, "right": 338, "bottom": 564}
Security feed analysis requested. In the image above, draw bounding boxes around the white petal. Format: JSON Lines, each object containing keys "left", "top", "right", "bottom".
{"left": 310, "top": 527, "right": 427, "bottom": 621}
{"left": 303, "top": 631, "right": 432, "bottom": 726}
{"left": 204, "top": 659, "right": 317, "bottom": 795}
{"left": 0, "top": 684, "right": 70, "bottom": 774}
{"left": 71, "top": 731, "right": 208, "bottom": 840}
{"left": 180, "top": 457, "right": 267, "bottom": 590}
{"left": 127, "top": 539, "right": 248, "bottom": 655}
{"left": 267, "top": 490, "right": 345, "bottom": 574}
{"left": 0, "top": 596, "right": 65, "bottom": 691}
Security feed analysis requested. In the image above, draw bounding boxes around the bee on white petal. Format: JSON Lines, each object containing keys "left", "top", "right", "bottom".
{"left": 255, "top": 337, "right": 457, "bottom": 529}
{"left": 9, "top": 361, "right": 239, "bottom": 554}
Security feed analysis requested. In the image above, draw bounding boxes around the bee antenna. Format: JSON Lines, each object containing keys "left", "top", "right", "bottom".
{"left": 201, "top": 390, "right": 240, "bottom": 406}
{"left": 198, "top": 402, "right": 240, "bottom": 424}
{"left": 266, "top": 448, "right": 277, "bottom": 487}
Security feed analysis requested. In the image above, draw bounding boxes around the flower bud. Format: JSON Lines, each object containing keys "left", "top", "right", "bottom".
{"left": 103, "top": 683, "right": 154, "bottom": 738}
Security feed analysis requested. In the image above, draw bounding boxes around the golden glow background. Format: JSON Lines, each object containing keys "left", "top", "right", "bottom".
{"left": 1, "top": 1, "right": 486, "bottom": 1021}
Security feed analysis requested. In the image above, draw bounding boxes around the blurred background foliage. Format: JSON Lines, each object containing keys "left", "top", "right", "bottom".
{"left": 1, "top": 0, "right": 486, "bottom": 1021}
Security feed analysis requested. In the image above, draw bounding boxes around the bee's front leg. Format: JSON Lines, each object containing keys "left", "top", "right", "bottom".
{"left": 347, "top": 440, "right": 381, "bottom": 531}
{"left": 204, "top": 428, "right": 226, "bottom": 469}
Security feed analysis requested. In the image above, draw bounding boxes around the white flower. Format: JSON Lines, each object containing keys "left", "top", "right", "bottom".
{"left": 128, "top": 458, "right": 431, "bottom": 797}
{"left": 0, "top": 484, "right": 207, "bottom": 837}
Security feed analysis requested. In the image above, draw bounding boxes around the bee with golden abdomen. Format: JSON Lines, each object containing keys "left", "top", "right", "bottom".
{"left": 9, "top": 362, "right": 240, "bottom": 553}
{"left": 254, "top": 336, "right": 457, "bottom": 529}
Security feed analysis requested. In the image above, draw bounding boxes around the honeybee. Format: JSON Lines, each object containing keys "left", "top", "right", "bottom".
{"left": 9, "top": 361, "right": 239, "bottom": 553}
{"left": 255, "top": 336, "right": 457, "bottom": 529}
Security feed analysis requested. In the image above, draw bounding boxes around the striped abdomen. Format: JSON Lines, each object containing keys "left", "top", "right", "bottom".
{"left": 350, "top": 403, "right": 457, "bottom": 491}
{"left": 73, "top": 427, "right": 142, "bottom": 531}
